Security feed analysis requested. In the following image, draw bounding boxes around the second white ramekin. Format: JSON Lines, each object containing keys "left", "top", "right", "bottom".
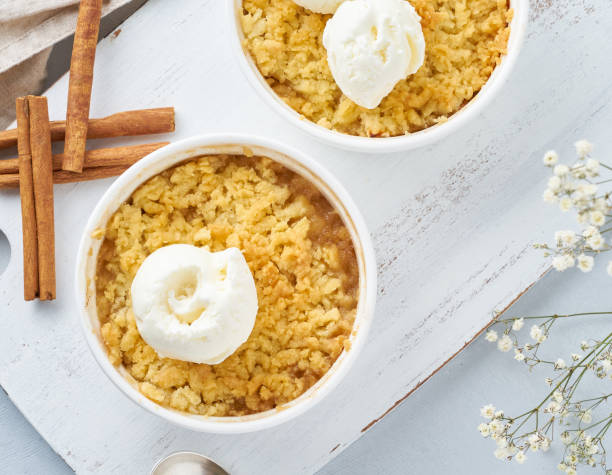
{"left": 228, "top": 0, "right": 529, "bottom": 153}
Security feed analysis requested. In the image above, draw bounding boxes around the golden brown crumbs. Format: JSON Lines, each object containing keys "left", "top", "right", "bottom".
{"left": 241, "top": 0, "right": 512, "bottom": 137}
{"left": 96, "top": 155, "right": 359, "bottom": 416}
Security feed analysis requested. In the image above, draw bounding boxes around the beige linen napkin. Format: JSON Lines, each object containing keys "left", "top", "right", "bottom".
{"left": 0, "top": 0, "right": 132, "bottom": 128}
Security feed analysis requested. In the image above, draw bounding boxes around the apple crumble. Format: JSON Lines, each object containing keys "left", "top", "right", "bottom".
{"left": 95, "top": 155, "right": 359, "bottom": 416}
{"left": 241, "top": 0, "right": 512, "bottom": 137}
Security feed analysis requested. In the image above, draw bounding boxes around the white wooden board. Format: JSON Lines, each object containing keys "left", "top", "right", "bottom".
{"left": 2, "top": 1, "right": 612, "bottom": 473}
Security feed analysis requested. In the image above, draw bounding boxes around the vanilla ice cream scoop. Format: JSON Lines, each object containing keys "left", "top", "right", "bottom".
{"left": 131, "top": 244, "right": 258, "bottom": 364}
{"left": 323, "top": 0, "right": 425, "bottom": 109}
{"left": 293, "top": 0, "right": 344, "bottom": 14}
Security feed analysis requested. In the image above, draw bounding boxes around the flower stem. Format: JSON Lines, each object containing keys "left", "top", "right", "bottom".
{"left": 498, "top": 312, "right": 612, "bottom": 324}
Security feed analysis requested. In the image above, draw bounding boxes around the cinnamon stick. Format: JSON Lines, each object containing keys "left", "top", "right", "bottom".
{"left": 28, "top": 96, "right": 56, "bottom": 301}
{"left": 0, "top": 142, "right": 169, "bottom": 175}
{"left": 0, "top": 108, "right": 175, "bottom": 150}
{"left": 16, "top": 98, "right": 39, "bottom": 301}
{"left": 63, "top": 0, "right": 103, "bottom": 173}
{"left": 0, "top": 165, "right": 135, "bottom": 189}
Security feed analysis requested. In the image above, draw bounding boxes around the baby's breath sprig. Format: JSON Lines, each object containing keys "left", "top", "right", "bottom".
{"left": 537, "top": 140, "right": 612, "bottom": 275}
{"left": 480, "top": 141, "right": 612, "bottom": 473}
{"left": 481, "top": 318, "right": 612, "bottom": 472}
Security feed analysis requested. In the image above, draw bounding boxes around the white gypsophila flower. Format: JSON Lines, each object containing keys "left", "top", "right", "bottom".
{"left": 553, "top": 390, "right": 564, "bottom": 403}
{"left": 489, "top": 419, "right": 504, "bottom": 435}
{"left": 494, "top": 447, "right": 508, "bottom": 460}
{"left": 576, "top": 183, "right": 598, "bottom": 198}
{"left": 587, "top": 235, "right": 605, "bottom": 250}
{"left": 515, "top": 451, "right": 527, "bottom": 464}
{"left": 565, "top": 468, "right": 576, "bottom": 475}
{"left": 558, "top": 463, "right": 567, "bottom": 471}
{"left": 512, "top": 318, "right": 524, "bottom": 331}
{"left": 594, "top": 198, "right": 608, "bottom": 212}
{"left": 601, "top": 359, "right": 612, "bottom": 373}
{"left": 580, "top": 411, "right": 592, "bottom": 423}
{"left": 590, "top": 210, "right": 606, "bottom": 227}
{"left": 575, "top": 139, "right": 593, "bottom": 157}
{"left": 497, "top": 437, "right": 508, "bottom": 449}
{"left": 548, "top": 176, "right": 562, "bottom": 191}
{"left": 485, "top": 330, "right": 498, "bottom": 342}
{"left": 552, "top": 254, "right": 575, "bottom": 272}
{"left": 541, "top": 438, "right": 551, "bottom": 452}
{"left": 561, "top": 431, "right": 572, "bottom": 444}
{"left": 577, "top": 254, "right": 594, "bottom": 273}
{"left": 583, "top": 226, "right": 599, "bottom": 239}
{"left": 538, "top": 333, "right": 547, "bottom": 344}
{"left": 528, "top": 433, "right": 540, "bottom": 451}
{"left": 555, "top": 230, "right": 578, "bottom": 247}
{"left": 571, "top": 353, "right": 581, "bottom": 361}
{"left": 478, "top": 422, "right": 490, "bottom": 437}
{"left": 554, "top": 164, "right": 570, "bottom": 176}
{"left": 577, "top": 212, "right": 588, "bottom": 224}
{"left": 494, "top": 410, "right": 504, "bottom": 418}
{"left": 572, "top": 163, "right": 587, "bottom": 179}
{"left": 543, "top": 150, "right": 559, "bottom": 166}
{"left": 584, "top": 227, "right": 604, "bottom": 250}
{"left": 497, "top": 334, "right": 513, "bottom": 352}
{"left": 546, "top": 401, "right": 561, "bottom": 414}
{"left": 559, "top": 197, "right": 573, "bottom": 212}
{"left": 555, "top": 358, "right": 567, "bottom": 369}
{"left": 608, "top": 261, "right": 612, "bottom": 277}
{"left": 545, "top": 377, "right": 553, "bottom": 386}
{"left": 552, "top": 256, "right": 566, "bottom": 271}
{"left": 585, "top": 158, "right": 600, "bottom": 175}
{"left": 514, "top": 349, "right": 525, "bottom": 361}
{"left": 564, "top": 178, "right": 578, "bottom": 192}
{"left": 543, "top": 188, "right": 558, "bottom": 204}
{"left": 581, "top": 341, "right": 590, "bottom": 351}
{"left": 530, "top": 325, "right": 542, "bottom": 340}
{"left": 587, "top": 457, "right": 596, "bottom": 467}
{"left": 481, "top": 404, "right": 496, "bottom": 419}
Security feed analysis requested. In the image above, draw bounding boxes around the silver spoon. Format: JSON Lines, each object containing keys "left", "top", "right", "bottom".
{"left": 152, "top": 451, "right": 230, "bottom": 475}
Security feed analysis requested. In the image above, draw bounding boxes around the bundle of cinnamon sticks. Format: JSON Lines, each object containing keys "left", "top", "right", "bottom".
{"left": 2, "top": 0, "right": 177, "bottom": 301}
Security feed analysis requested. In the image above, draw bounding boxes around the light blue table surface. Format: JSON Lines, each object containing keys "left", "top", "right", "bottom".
{"left": 2, "top": 230, "right": 610, "bottom": 474}
{"left": 2, "top": 3, "right": 610, "bottom": 472}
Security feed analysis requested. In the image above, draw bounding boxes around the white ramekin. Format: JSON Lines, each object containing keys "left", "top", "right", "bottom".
{"left": 228, "top": 0, "right": 528, "bottom": 153}
{"left": 75, "top": 134, "right": 377, "bottom": 433}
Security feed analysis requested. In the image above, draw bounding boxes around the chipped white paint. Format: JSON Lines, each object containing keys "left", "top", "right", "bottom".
{"left": 1, "top": 0, "right": 611, "bottom": 473}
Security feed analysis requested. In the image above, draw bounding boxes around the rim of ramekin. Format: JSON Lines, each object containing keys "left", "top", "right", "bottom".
{"left": 75, "top": 134, "right": 377, "bottom": 433}
{"left": 227, "top": 0, "right": 529, "bottom": 153}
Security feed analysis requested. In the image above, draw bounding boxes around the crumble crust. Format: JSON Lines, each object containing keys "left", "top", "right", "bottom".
{"left": 241, "top": 0, "right": 512, "bottom": 137}
{"left": 96, "top": 155, "right": 359, "bottom": 416}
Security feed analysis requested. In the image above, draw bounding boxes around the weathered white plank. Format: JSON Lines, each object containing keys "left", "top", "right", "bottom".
{"left": 1, "top": 1, "right": 611, "bottom": 474}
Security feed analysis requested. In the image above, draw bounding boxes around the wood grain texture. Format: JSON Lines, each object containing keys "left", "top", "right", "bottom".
{"left": 0, "top": 1, "right": 610, "bottom": 474}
